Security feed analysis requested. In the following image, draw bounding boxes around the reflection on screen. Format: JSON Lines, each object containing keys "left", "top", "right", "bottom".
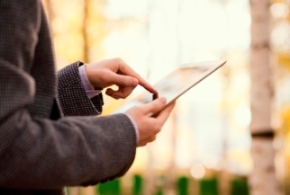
{"left": 136, "top": 66, "right": 209, "bottom": 104}
{"left": 114, "top": 65, "right": 212, "bottom": 113}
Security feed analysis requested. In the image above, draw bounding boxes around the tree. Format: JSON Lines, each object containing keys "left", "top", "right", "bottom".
{"left": 82, "top": 0, "right": 89, "bottom": 63}
{"left": 249, "top": 0, "right": 281, "bottom": 194}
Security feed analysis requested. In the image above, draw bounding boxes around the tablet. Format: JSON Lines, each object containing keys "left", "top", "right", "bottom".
{"left": 114, "top": 59, "right": 226, "bottom": 113}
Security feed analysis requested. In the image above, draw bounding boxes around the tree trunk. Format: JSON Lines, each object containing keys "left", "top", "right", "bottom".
{"left": 249, "top": 0, "right": 280, "bottom": 194}
{"left": 83, "top": 0, "right": 89, "bottom": 63}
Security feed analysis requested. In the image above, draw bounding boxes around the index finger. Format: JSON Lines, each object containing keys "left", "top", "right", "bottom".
{"left": 118, "top": 60, "right": 158, "bottom": 94}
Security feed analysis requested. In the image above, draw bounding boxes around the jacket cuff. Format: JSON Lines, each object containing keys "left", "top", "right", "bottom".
{"left": 57, "top": 61, "right": 103, "bottom": 116}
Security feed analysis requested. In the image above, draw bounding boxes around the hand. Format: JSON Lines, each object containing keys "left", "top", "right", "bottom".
{"left": 126, "top": 97, "right": 176, "bottom": 147}
{"left": 85, "top": 58, "right": 157, "bottom": 99}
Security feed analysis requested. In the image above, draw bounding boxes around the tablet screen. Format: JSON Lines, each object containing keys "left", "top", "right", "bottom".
{"left": 114, "top": 60, "right": 226, "bottom": 113}
{"left": 136, "top": 67, "right": 207, "bottom": 104}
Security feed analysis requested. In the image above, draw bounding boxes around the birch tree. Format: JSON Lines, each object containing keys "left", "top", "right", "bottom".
{"left": 249, "top": 0, "right": 280, "bottom": 194}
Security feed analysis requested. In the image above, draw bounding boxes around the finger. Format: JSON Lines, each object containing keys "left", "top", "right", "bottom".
{"left": 141, "top": 97, "right": 167, "bottom": 114}
{"left": 153, "top": 93, "right": 159, "bottom": 100}
{"left": 137, "top": 142, "right": 147, "bottom": 147}
{"left": 118, "top": 61, "right": 158, "bottom": 94}
{"left": 137, "top": 135, "right": 156, "bottom": 147}
{"left": 155, "top": 101, "right": 176, "bottom": 124}
{"left": 105, "top": 88, "right": 115, "bottom": 96}
{"left": 106, "top": 86, "right": 135, "bottom": 99}
{"left": 110, "top": 87, "right": 135, "bottom": 98}
{"left": 110, "top": 73, "right": 138, "bottom": 88}
{"left": 137, "top": 76, "right": 157, "bottom": 94}
{"left": 148, "top": 135, "right": 156, "bottom": 142}
{"left": 105, "top": 88, "right": 120, "bottom": 99}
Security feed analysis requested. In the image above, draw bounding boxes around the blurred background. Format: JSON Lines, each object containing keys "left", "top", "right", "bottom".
{"left": 42, "top": 0, "right": 290, "bottom": 194}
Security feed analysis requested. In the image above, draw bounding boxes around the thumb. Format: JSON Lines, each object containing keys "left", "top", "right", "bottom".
{"left": 141, "top": 97, "right": 167, "bottom": 115}
{"left": 110, "top": 73, "right": 138, "bottom": 87}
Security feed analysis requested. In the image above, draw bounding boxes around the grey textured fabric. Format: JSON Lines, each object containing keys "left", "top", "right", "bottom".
{"left": 0, "top": 1, "right": 137, "bottom": 194}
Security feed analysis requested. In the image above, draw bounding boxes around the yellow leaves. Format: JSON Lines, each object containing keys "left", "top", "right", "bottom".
{"left": 277, "top": 51, "right": 290, "bottom": 71}
{"left": 271, "top": 0, "right": 284, "bottom": 4}
{"left": 279, "top": 106, "right": 290, "bottom": 135}
{"left": 102, "top": 96, "right": 128, "bottom": 115}
{"left": 42, "top": 0, "right": 108, "bottom": 68}
{"left": 84, "top": 0, "right": 108, "bottom": 60}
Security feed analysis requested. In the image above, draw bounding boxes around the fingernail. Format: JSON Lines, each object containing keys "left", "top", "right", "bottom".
{"left": 153, "top": 93, "right": 158, "bottom": 100}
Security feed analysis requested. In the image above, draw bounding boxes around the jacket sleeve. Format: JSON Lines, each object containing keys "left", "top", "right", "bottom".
{"left": 0, "top": 0, "right": 136, "bottom": 189}
{"left": 57, "top": 61, "right": 104, "bottom": 117}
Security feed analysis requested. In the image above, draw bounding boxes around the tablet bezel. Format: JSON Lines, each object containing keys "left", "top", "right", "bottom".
{"left": 161, "top": 59, "right": 227, "bottom": 106}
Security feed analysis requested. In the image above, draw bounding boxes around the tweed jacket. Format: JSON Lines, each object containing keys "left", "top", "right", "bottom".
{"left": 0, "top": 1, "right": 137, "bottom": 194}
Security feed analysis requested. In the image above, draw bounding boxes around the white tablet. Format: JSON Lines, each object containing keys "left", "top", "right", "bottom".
{"left": 114, "top": 59, "right": 226, "bottom": 113}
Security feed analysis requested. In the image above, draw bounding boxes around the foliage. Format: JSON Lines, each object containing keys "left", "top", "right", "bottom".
{"left": 279, "top": 106, "right": 290, "bottom": 135}
{"left": 277, "top": 51, "right": 290, "bottom": 72}
{"left": 230, "top": 178, "right": 249, "bottom": 195}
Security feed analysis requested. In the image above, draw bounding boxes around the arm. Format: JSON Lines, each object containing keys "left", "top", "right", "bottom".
{"left": 0, "top": 0, "right": 136, "bottom": 189}
{"left": 0, "top": 0, "right": 174, "bottom": 190}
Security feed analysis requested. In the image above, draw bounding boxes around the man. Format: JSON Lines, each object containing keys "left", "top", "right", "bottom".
{"left": 0, "top": 1, "right": 175, "bottom": 194}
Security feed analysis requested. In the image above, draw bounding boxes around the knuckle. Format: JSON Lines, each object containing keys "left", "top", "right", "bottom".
{"left": 155, "top": 122, "right": 163, "bottom": 132}
{"left": 149, "top": 137, "right": 156, "bottom": 142}
{"left": 131, "top": 105, "right": 142, "bottom": 113}
{"left": 138, "top": 141, "right": 147, "bottom": 147}
{"left": 125, "top": 89, "right": 133, "bottom": 97}
{"left": 113, "top": 57, "right": 123, "bottom": 64}
{"left": 133, "top": 105, "right": 141, "bottom": 110}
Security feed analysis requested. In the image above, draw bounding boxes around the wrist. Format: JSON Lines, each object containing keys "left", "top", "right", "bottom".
{"left": 125, "top": 113, "right": 139, "bottom": 142}
{"left": 78, "top": 65, "right": 102, "bottom": 99}
{"left": 84, "top": 64, "right": 103, "bottom": 90}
